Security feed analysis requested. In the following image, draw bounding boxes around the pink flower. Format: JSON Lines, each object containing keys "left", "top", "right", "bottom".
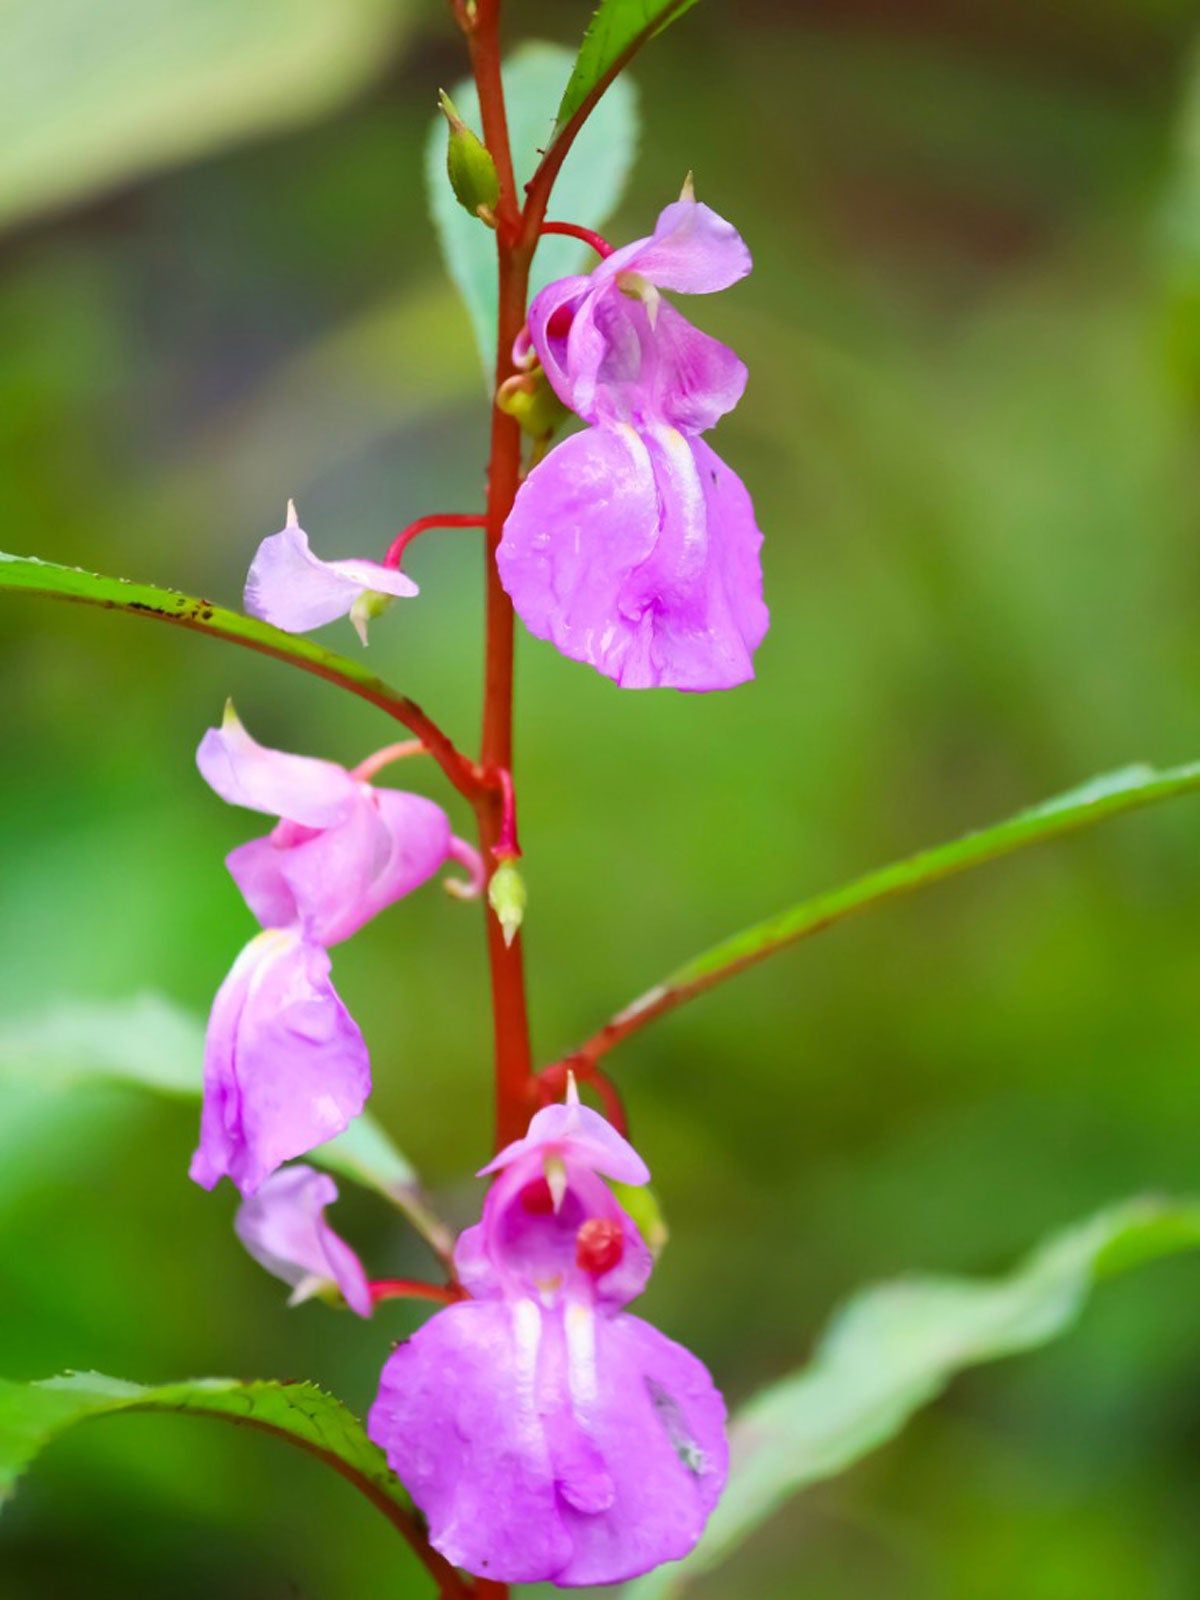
{"left": 191, "top": 708, "right": 482, "bottom": 1195}
{"left": 497, "top": 193, "right": 767, "bottom": 693}
{"left": 368, "top": 1086, "right": 728, "bottom": 1586}
{"left": 245, "top": 502, "right": 417, "bottom": 643}
{"left": 234, "top": 1163, "right": 372, "bottom": 1317}
{"left": 189, "top": 930, "right": 370, "bottom": 1197}
{"left": 196, "top": 705, "right": 481, "bottom": 947}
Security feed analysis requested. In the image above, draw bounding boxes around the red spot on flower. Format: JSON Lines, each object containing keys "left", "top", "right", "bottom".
{"left": 546, "top": 304, "right": 574, "bottom": 340}
{"left": 519, "top": 1178, "right": 556, "bottom": 1214}
{"left": 576, "top": 1217, "right": 624, "bottom": 1275}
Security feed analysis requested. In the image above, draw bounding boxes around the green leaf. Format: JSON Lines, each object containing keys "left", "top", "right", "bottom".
{"left": 553, "top": 0, "right": 699, "bottom": 140}
{"left": 427, "top": 43, "right": 638, "bottom": 374}
{"left": 625, "top": 1196, "right": 1200, "bottom": 1599}
{"left": 0, "top": 993, "right": 453, "bottom": 1257}
{"left": 0, "top": 550, "right": 476, "bottom": 801}
{"left": 0, "top": 0, "right": 416, "bottom": 233}
{"left": 569, "top": 760, "right": 1200, "bottom": 1067}
{"left": 0, "top": 1371, "right": 411, "bottom": 1525}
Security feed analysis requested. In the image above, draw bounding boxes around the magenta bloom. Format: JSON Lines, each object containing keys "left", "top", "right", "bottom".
{"left": 234, "top": 1163, "right": 372, "bottom": 1317}
{"left": 189, "top": 930, "right": 369, "bottom": 1196}
{"left": 498, "top": 193, "right": 767, "bottom": 692}
{"left": 368, "top": 1088, "right": 728, "bottom": 1586}
{"left": 245, "top": 501, "right": 417, "bottom": 643}
{"left": 191, "top": 708, "right": 482, "bottom": 1194}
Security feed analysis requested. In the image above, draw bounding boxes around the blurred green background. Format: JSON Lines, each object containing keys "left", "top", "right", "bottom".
{"left": 4, "top": 0, "right": 1200, "bottom": 1595}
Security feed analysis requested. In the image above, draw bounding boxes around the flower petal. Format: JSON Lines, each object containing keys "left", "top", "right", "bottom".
{"left": 245, "top": 521, "right": 417, "bottom": 636}
{"left": 625, "top": 197, "right": 751, "bottom": 295}
{"left": 498, "top": 424, "right": 767, "bottom": 692}
{"left": 197, "top": 706, "right": 355, "bottom": 829}
{"left": 234, "top": 1163, "right": 372, "bottom": 1317}
{"left": 481, "top": 1097, "right": 650, "bottom": 1187}
{"left": 189, "top": 930, "right": 370, "bottom": 1196}
{"left": 368, "top": 1301, "right": 727, "bottom": 1587}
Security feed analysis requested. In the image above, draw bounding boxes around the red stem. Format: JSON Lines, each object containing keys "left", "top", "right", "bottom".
{"left": 369, "top": 1278, "right": 464, "bottom": 1307}
{"left": 468, "top": 0, "right": 536, "bottom": 1158}
{"left": 492, "top": 766, "right": 520, "bottom": 859}
{"left": 539, "top": 220, "right": 613, "bottom": 258}
{"left": 384, "top": 514, "right": 487, "bottom": 571}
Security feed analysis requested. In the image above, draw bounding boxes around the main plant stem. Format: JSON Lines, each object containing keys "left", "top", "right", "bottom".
{"left": 468, "top": 0, "right": 535, "bottom": 1157}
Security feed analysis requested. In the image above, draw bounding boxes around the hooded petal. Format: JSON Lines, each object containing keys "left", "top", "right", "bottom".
{"left": 621, "top": 197, "right": 751, "bottom": 294}
{"left": 189, "top": 930, "right": 370, "bottom": 1196}
{"left": 498, "top": 424, "right": 767, "bottom": 692}
{"left": 245, "top": 520, "right": 417, "bottom": 636}
{"left": 368, "top": 1300, "right": 726, "bottom": 1587}
{"left": 197, "top": 707, "right": 355, "bottom": 829}
{"left": 234, "top": 1163, "right": 372, "bottom": 1317}
{"left": 481, "top": 1091, "right": 650, "bottom": 1188}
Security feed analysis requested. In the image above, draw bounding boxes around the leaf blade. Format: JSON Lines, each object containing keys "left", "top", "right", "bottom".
{"left": 625, "top": 1196, "right": 1200, "bottom": 1598}
{"left": 553, "top": 0, "right": 699, "bottom": 139}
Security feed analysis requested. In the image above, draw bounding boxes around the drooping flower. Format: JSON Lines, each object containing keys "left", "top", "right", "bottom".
{"left": 196, "top": 705, "right": 482, "bottom": 947}
{"left": 189, "top": 929, "right": 370, "bottom": 1197}
{"left": 497, "top": 191, "right": 767, "bottom": 693}
{"left": 368, "top": 1086, "right": 728, "bottom": 1587}
{"left": 234, "top": 1163, "right": 372, "bottom": 1317}
{"left": 191, "top": 707, "right": 482, "bottom": 1194}
{"left": 245, "top": 501, "right": 417, "bottom": 644}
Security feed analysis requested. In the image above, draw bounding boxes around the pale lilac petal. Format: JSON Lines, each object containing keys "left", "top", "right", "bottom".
{"left": 189, "top": 930, "right": 370, "bottom": 1197}
{"left": 526, "top": 274, "right": 598, "bottom": 417}
{"left": 623, "top": 197, "right": 751, "bottom": 294}
{"left": 481, "top": 1098, "right": 650, "bottom": 1187}
{"left": 224, "top": 786, "right": 454, "bottom": 946}
{"left": 498, "top": 424, "right": 767, "bottom": 692}
{"left": 368, "top": 1301, "right": 726, "bottom": 1586}
{"left": 234, "top": 1164, "right": 372, "bottom": 1317}
{"left": 245, "top": 523, "right": 417, "bottom": 635}
{"left": 197, "top": 708, "right": 355, "bottom": 828}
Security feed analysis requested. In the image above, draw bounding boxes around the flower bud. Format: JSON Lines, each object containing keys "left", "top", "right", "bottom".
{"left": 497, "top": 368, "right": 569, "bottom": 444}
{"left": 438, "top": 89, "right": 500, "bottom": 226}
{"left": 487, "top": 858, "right": 526, "bottom": 947}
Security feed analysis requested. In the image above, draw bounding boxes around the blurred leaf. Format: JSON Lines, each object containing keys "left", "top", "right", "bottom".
{"left": 0, "top": 551, "right": 475, "bottom": 795}
{"left": 0, "top": 1372, "right": 413, "bottom": 1527}
{"left": 626, "top": 1196, "right": 1200, "bottom": 1598}
{"left": 553, "top": 0, "right": 697, "bottom": 139}
{"left": 0, "top": 0, "right": 417, "bottom": 233}
{"left": 0, "top": 993, "right": 457, "bottom": 1257}
{"left": 576, "top": 761, "right": 1200, "bottom": 1063}
{"left": 427, "top": 43, "right": 637, "bottom": 374}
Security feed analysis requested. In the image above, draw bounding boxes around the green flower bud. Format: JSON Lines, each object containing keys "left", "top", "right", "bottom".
{"left": 496, "top": 369, "right": 569, "bottom": 444}
{"left": 488, "top": 858, "right": 527, "bottom": 948}
{"left": 611, "top": 1181, "right": 670, "bottom": 1258}
{"left": 349, "top": 588, "right": 393, "bottom": 646}
{"left": 438, "top": 89, "right": 500, "bottom": 226}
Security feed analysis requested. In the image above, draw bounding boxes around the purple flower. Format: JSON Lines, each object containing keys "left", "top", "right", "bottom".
{"left": 245, "top": 501, "right": 418, "bottom": 643}
{"left": 234, "top": 1163, "right": 372, "bottom": 1317}
{"left": 368, "top": 1087, "right": 728, "bottom": 1586}
{"left": 497, "top": 192, "right": 767, "bottom": 692}
{"left": 196, "top": 705, "right": 482, "bottom": 947}
{"left": 189, "top": 930, "right": 370, "bottom": 1197}
{"left": 524, "top": 194, "right": 751, "bottom": 433}
{"left": 191, "top": 708, "right": 482, "bottom": 1194}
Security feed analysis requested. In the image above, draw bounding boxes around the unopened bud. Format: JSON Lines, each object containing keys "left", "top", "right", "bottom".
{"left": 488, "top": 858, "right": 526, "bottom": 947}
{"left": 496, "top": 369, "right": 569, "bottom": 444}
{"left": 438, "top": 90, "right": 500, "bottom": 225}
